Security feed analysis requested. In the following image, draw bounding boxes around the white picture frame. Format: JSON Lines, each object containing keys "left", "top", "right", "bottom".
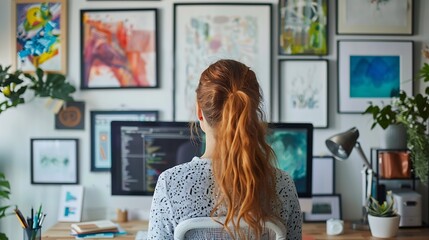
{"left": 312, "top": 156, "right": 335, "bottom": 194}
{"left": 173, "top": 3, "right": 272, "bottom": 121}
{"left": 304, "top": 194, "right": 342, "bottom": 222}
{"left": 338, "top": 40, "right": 413, "bottom": 113}
{"left": 279, "top": 60, "right": 328, "bottom": 128}
{"left": 57, "top": 185, "right": 84, "bottom": 222}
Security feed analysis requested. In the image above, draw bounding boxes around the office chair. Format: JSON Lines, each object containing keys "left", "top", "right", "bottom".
{"left": 174, "top": 216, "right": 287, "bottom": 240}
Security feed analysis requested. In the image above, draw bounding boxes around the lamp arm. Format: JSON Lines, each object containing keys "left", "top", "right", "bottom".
{"left": 354, "top": 142, "right": 373, "bottom": 172}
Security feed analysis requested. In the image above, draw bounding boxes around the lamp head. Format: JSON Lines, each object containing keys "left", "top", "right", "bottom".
{"left": 325, "top": 127, "right": 359, "bottom": 160}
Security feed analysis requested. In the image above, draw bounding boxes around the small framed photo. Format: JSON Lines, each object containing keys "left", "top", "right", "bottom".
{"left": 304, "top": 194, "right": 342, "bottom": 222}
{"left": 90, "top": 110, "right": 158, "bottom": 171}
{"left": 338, "top": 40, "right": 413, "bottom": 113}
{"left": 312, "top": 156, "right": 335, "bottom": 194}
{"left": 12, "top": 0, "right": 68, "bottom": 74}
{"left": 31, "top": 138, "right": 78, "bottom": 184}
{"left": 57, "top": 185, "right": 84, "bottom": 222}
{"left": 278, "top": 0, "right": 328, "bottom": 55}
{"left": 279, "top": 59, "right": 328, "bottom": 128}
{"left": 80, "top": 8, "right": 158, "bottom": 89}
{"left": 337, "top": 0, "right": 413, "bottom": 35}
{"left": 173, "top": 3, "right": 272, "bottom": 121}
{"left": 55, "top": 101, "right": 85, "bottom": 130}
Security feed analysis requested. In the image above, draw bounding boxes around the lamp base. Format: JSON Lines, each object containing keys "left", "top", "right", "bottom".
{"left": 351, "top": 219, "right": 370, "bottom": 230}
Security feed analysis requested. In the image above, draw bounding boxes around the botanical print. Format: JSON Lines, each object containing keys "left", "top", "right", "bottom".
{"left": 279, "top": 0, "right": 327, "bottom": 55}
{"left": 16, "top": 2, "right": 63, "bottom": 72}
{"left": 175, "top": 5, "right": 271, "bottom": 121}
{"left": 82, "top": 10, "right": 157, "bottom": 88}
{"left": 345, "top": 0, "right": 408, "bottom": 26}
{"left": 350, "top": 56, "right": 400, "bottom": 98}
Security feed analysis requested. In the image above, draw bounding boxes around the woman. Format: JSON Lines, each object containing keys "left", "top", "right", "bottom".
{"left": 147, "top": 59, "right": 302, "bottom": 239}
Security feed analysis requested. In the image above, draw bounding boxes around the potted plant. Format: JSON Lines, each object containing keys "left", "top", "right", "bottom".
{"left": 367, "top": 191, "right": 400, "bottom": 238}
{"left": 0, "top": 65, "right": 75, "bottom": 240}
{"left": 364, "top": 63, "right": 429, "bottom": 183}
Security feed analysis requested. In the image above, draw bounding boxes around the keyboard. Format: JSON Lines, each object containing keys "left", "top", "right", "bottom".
{"left": 135, "top": 230, "right": 148, "bottom": 240}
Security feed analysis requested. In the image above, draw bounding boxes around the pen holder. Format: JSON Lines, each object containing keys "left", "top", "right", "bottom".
{"left": 23, "top": 227, "right": 41, "bottom": 240}
{"left": 116, "top": 208, "right": 128, "bottom": 223}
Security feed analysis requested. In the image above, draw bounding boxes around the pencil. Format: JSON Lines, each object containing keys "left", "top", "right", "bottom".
{"left": 14, "top": 208, "right": 29, "bottom": 229}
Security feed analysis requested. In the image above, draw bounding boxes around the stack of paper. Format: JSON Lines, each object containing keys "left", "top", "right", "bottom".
{"left": 70, "top": 220, "right": 126, "bottom": 238}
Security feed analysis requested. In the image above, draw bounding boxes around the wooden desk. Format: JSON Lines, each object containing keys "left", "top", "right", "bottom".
{"left": 43, "top": 221, "right": 429, "bottom": 239}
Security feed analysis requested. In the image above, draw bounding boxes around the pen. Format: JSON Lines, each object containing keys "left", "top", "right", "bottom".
{"left": 37, "top": 204, "right": 42, "bottom": 219}
{"left": 14, "top": 208, "right": 29, "bottom": 229}
{"left": 38, "top": 214, "right": 46, "bottom": 228}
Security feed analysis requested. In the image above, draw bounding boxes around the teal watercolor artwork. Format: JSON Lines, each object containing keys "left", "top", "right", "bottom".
{"left": 350, "top": 55, "right": 400, "bottom": 98}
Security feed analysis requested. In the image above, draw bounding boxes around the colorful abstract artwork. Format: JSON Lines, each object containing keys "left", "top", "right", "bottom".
{"left": 337, "top": 0, "right": 413, "bottom": 35}
{"left": 350, "top": 56, "right": 400, "bottom": 98}
{"left": 279, "top": 60, "right": 328, "bottom": 128}
{"left": 338, "top": 40, "right": 413, "bottom": 113}
{"left": 14, "top": 0, "right": 67, "bottom": 73}
{"left": 81, "top": 9, "right": 158, "bottom": 89}
{"left": 174, "top": 4, "right": 272, "bottom": 121}
{"left": 57, "top": 186, "right": 84, "bottom": 222}
{"left": 279, "top": 0, "right": 328, "bottom": 55}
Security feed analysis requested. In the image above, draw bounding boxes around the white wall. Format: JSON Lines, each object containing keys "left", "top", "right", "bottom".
{"left": 0, "top": 0, "right": 428, "bottom": 239}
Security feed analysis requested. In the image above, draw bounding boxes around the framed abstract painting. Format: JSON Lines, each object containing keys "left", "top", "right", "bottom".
{"left": 90, "top": 110, "right": 158, "bottom": 171}
{"left": 279, "top": 59, "right": 328, "bottom": 128}
{"left": 337, "top": 0, "right": 413, "bottom": 35}
{"left": 337, "top": 40, "right": 413, "bottom": 113}
{"left": 173, "top": 3, "right": 272, "bottom": 121}
{"left": 278, "top": 0, "right": 328, "bottom": 55}
{"left": 13, "top": 0, "right": 67, "bottom": 74}
{"left": 80, "top": 9, "right": 158, "bottom": 89}
{"left": 31, "top": 138, "right": 78, "bottom": 184}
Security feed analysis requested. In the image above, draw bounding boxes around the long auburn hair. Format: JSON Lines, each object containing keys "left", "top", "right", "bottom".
{"left": 196, "top": 59, "right": 278, "bottom": 238}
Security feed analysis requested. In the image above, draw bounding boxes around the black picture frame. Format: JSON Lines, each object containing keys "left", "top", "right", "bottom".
{"left": 90, "top": 110, "right": 158, "bottom": 171}
{"left": 304, "top": 194, "right": 342, "bottom": 222}
{"left": 336, "top": 0, "right": 413, "bottom": 35}
{"left": 173, "top": 3, "right": 273, "bottom": 121}
{"left": 278, "top": 0, "right": 328, "bottom": 55}
{"left": 278, "top": 59, "right": 328, "bottom": 128}
{"left": 31, "top": 138, "right": 79, "bottom": 184}
{"left": 80, "top": 8, "right": 159, "bottom": 89}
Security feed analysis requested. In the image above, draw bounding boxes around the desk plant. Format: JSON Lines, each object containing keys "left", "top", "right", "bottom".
{"left": 367, "top": 191, "right": 400, "bottom": 238}
{"left": 0, "top": 65, "right": 75, "bottom": 240}
{"left": 364, "top": 63, "right": 429, "bottom": 184}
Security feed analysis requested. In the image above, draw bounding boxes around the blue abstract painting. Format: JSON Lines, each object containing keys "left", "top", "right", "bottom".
{"left": 350, "top": 56, "right": 400, "bottom": 98}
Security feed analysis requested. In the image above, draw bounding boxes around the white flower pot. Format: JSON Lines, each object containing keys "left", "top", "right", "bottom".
{"left": 368, "top": 215, "right": 400, "bottom": 238}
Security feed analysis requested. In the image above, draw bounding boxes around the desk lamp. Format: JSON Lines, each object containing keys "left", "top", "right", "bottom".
{"left": 325, "top": 127, "right": 374, "bottom": 230}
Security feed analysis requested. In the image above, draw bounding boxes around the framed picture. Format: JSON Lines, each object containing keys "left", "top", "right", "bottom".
{"left": 337, "top": 0, "right": 413, "bottom": 35}
{"left": 90, "top": 110, "right": 158, "bottom": 171}
{"left": 55, "top": 101, "right": 85, "bottom": 130}
{"left": 304, "top": 194, "right": 342, "bottom": 222}
{"left": 12, "top": 0, "right": 67, "bottom": 74}
{"left": 57, "top": 185, "right": 84, "bottom": 222}
{"left": 279, "top": 59, "right": 328, "bottom": 128}
{"left": 278, "top": 0, "right": 328, "bottom": 55}
{"left": 31, "top": 138, "right": 78, "bottom": 184}
{"left": 173, "top": 3, "right": 272, "bottom": 121}
{"left": 338, "top": 40, "right": 413, "bottom": 113}
{"left": 80, "top": 8, "right": 158, "bottom": 89}
{"left": 312, "top": 156, "right": 335, "bottom": 194}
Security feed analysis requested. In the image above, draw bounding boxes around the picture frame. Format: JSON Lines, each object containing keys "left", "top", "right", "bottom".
{"left": 279, "top": 59, "right": 328, "bottom": 128}
{"left": 90, "top": 110, "right": 158, "bottom": 171}
{"left": 55, "top": 101, "right": 85, "bottom": 130}
{"left": 337, "top": 0, "right": 413, "bottom": 35}
{"left": 312, "top": 156, "right": 335, "bottom": 194}
{"left": 173, "top": 3, "right": 272, "bottom": 121}
{"left": 12, "top": 0, "right": 68, "bottom": 74}
{"left": 57, "top": 185, "right": 84, "bottom": 222}
{"left": 338, "top": 40, "right": 413, "bottom": 113}
{"left": 304, "top": 194, "right": 342, "bottom": 222}
{"left": 80, "top": 8, "right": 158, "bottom": 89}
{"left": 278, "top": 0, "right": 328, "bottom": 55}
{"left": 31, "top": 138, "right": 78, "bottom": 184}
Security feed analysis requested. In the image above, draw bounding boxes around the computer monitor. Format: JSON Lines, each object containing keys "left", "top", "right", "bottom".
{"left": 111, "top": 121, "right": 203, "bottom": 196}
{"left": 267, "top": 122, "right": 313, "bottom": 212}
{"left": 111, "top": 121, "right": 313, "bottom": 211}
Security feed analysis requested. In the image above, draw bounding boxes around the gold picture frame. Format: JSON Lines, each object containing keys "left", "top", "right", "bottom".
{"left": 12, "top": 0, "right": 67, "bottom": 74}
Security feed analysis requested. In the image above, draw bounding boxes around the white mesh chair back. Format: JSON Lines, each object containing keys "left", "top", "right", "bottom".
{"left": 174, "top": 216, "right": 286, "bottom": 240}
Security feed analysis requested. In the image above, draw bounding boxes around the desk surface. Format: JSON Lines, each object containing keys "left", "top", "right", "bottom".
{"left": 44, "top": 220, "right": 429, "bottom": 240}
